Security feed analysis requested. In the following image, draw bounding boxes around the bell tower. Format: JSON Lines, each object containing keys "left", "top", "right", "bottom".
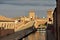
{"left": 47, "top": 9, "right": 53, "bottom": 24}
{"left": 29, "top": 10, "right": 35, "bottom": 20}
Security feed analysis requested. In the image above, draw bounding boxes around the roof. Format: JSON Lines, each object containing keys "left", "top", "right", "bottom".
{"left": 0, "top": 16, "right": 15, "bottom": 22}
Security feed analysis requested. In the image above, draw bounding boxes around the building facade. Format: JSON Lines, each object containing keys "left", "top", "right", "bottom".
{"left": 47, "top": 9, "right": 53, "bottom": 24}
{"left": 53, "top": 0, "right": 60, "bottom": 40}
{"left": 0, "top": 16, "right": 15, "bottom": 29}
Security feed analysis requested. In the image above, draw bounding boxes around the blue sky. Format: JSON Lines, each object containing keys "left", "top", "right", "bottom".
{"left": 0, "top": 0, "right": 56, "bottom": 18}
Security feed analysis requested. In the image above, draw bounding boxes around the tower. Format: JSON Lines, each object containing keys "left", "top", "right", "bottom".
{"left": 47, "top": 9, "right": 53, "bottom": 24}
{"left": 29, "top": 10, "right": 35, "bottom": 20}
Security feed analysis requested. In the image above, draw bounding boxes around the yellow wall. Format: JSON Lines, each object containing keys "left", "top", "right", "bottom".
{"left": 47, "top": 9, "right": 53, "bottom": 24}
{"left": 29, "top": 10, "right": 35, "bottom": 20}
{"left": 0, "top": 22, "right": 15, "bottom": 29}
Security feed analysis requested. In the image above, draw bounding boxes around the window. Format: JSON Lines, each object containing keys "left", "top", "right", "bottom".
{"left": 49, "top": 18, "right": 52, "bottom": 21}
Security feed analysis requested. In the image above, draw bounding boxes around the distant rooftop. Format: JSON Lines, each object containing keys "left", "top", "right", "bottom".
{"left": 0, "top": 16, "right": 15, "bottom": 22}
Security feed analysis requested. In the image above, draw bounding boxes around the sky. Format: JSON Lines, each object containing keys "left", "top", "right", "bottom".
{"left": 0, "top": 0, "right": 56, "bottom": 18}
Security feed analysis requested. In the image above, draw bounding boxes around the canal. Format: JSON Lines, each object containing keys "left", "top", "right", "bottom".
{"left": 22, "top": 28, "right": 46, "bottom": 40}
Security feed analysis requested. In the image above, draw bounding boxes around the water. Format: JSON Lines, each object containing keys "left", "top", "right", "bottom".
{"left": 22, "top": 30, "right": 46, "bottom": 40}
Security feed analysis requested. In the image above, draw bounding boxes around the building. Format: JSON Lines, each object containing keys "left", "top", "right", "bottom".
{"left": 34, "top": 18, "right": 47, "bottom": 28}
{"left": 0, "top": 10, "right": 53, "bottom": 40}
{"left": 0, "top": 9, "right": 54, "bottom": 30}
{"left": 0, "top": 16, "right": 15, "bottom": 29}
{"left": 47, "top": 9, "right": 53, "bottom": 24}
{"left": 13, "top": 10, "right": 53, "bottom": 28}
{"left": 53, "top": 0, "right": 60, "bottom": 40}
{"left": 29, "top": 10, "right": 35, "bottom": 20}
{"left": 0, "top": 16, "right": 16, "bottom": 37}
